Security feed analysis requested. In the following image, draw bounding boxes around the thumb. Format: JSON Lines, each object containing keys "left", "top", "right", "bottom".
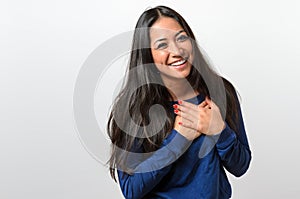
{"left": 199, "top": 99, "right": 208, "bottom": 108}
{"left": 205, "top": 96, "right": 213, "bottom": 108}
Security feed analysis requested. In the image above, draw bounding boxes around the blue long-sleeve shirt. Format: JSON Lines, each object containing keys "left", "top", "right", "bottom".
{"left": 117, "top": 94, "right": 251, "bottom": 199}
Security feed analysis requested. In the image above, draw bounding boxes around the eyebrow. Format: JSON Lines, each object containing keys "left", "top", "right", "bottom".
{"left": 154, "top": 29, "right": 186, "bottom": 44}
{"left": 175, "top": 30, "right": 185, "bottom": 37}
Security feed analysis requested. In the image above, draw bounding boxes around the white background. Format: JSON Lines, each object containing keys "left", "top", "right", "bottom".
{"left": 1, "top": 0, "right": 300, "bottom": 198}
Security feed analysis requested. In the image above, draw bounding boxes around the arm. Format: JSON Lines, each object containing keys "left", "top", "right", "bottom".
{"left": 173, "top": 92, "right": 252, "bottom": 177}
{"left": 212, "top": 98, "right": 252, "bottom": 177}
{"left": 117, "top": 129, "right": 191, "bottom": 199}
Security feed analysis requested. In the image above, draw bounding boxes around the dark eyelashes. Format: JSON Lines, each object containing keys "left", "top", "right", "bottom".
{"left": 177, "top": 35, "right": 188, "bottom": 41}
{"left": 157, "top": 43, "right": 167, "bottom": 49}
{"left": 155, "top": 34, "right": 189, "bottom": 49}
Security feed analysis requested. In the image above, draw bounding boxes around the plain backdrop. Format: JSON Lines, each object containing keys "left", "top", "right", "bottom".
{"left": 1, "top": 0, "right": 300, "bottom": 198}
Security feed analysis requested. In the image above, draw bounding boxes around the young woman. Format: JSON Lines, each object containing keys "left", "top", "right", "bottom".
{"left": 107, "top": 6, "right": 251, "bottom": 199}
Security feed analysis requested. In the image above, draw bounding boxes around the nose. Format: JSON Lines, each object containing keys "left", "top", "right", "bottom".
{"left": 169, "top": 42, "right": 184, "bottom": 57}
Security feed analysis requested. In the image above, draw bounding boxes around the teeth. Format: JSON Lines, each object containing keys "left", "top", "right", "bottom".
{"left": 170, "top": 59, "right": 186, "bottom": 66}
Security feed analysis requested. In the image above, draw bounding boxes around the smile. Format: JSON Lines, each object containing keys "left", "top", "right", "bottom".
{"left": 170, "top": 59, "right": 187, "bottom": 66}
{"left": 168, "top": 58, "right": 189, "bottom": 69}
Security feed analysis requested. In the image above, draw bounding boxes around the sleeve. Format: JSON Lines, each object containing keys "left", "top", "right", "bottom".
{"left": 117, "top": 129, "right": 191, "bottom": 199}
{"left": 211, "top": 95, "right": 252, "bottom": 177}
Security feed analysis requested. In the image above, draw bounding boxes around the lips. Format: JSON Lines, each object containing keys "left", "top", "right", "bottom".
{"left": 169, "top": 59, "right": 187, "bottom": 66}
{"left": 168, "top": 57, "right": 189, "bottom": 67}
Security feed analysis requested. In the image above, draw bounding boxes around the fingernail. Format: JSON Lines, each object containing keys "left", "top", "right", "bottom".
{"left": 173, "top": 104, "right": 178, "bottom": 109}
{"left": 178, "top": 122, "right": 182, "bottom": 125}
{"left": 178, "top": 100, "right": 183, "bottom": 104}
{"left": 174, "top": 109, "right": 179, "bottom": 114}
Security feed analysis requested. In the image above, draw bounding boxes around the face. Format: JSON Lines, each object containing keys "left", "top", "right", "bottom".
{"left": 150, "top": 17, "right": 194, "bottom": 85}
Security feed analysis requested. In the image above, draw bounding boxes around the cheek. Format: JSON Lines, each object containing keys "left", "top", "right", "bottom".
{"left": 185, "top": 42, "right": 193, "bottom": 55}
{"left": 190, "top": 51, "right": 194, "bottom": 63}
{"left": 151, "top": 50, "right": 168, "bottom": 64}
{"left": 186, "top": 43, "right": 194, "bottom": 63}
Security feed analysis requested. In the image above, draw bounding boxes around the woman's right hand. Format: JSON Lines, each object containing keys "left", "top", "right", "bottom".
{"left": 173, "top": 115, "right": 201, "bottom": 141}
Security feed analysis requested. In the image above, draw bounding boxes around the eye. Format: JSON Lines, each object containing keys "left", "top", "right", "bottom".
{"left": 177, "top": 34, "right": 188, "bottom": 42}
{"left": 156, "top": 42, "right": 167, "bottom": 49}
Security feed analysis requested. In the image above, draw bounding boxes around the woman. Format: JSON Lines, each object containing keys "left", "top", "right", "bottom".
{"left": 107, "top": 5, "right": 251, "bottom": 199}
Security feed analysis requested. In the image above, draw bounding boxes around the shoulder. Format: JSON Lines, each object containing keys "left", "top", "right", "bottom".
{"left": 222, "top": 77, "right": 235, "bottom": 92}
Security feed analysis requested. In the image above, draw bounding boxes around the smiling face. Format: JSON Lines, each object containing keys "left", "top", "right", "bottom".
{"left": 150, "top": 17, "right": 194, "bottom": 85}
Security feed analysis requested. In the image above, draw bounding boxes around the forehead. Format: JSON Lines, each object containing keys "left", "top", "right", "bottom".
{"left": 150, "top": 17, "right": 184, "bottom": 38}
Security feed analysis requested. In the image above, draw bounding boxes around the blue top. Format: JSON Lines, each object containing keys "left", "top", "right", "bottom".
{"left": 117, "top": 94, "right": 251, "bottom": 199}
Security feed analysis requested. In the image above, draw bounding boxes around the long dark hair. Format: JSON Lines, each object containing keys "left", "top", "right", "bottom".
{"left": 107, "top": 5, "right": 240, "bottom": 181}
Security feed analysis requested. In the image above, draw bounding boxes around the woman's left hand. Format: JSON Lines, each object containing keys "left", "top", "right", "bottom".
{"left": 173, "top": 97, "right": 226, "bottom": 136}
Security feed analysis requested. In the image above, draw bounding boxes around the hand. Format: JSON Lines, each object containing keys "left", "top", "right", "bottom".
{"left": 173, "top": 97, "right": 225, "bottom": 136}
{"left": 173, "top": 115, "right": 201, "bottom": 141}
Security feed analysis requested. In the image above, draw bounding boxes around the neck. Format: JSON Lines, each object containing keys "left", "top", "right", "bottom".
{"left": 163, "top": 78, "right": 198, "bottom": 101}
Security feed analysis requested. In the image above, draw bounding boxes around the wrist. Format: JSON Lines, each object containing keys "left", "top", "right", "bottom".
{"left": 210, "top": 121, "right": 226, "bottom": 136}
{"left": 174, "top": 126, "right": 198, "bottom": 141}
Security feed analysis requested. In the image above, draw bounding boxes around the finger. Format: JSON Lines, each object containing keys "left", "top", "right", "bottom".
{"left": 198, "top": 99, "right": 208, "bottom": 108}
{"left": 179, "top": 119, "right": 199, "bottom": 132}
{"left": 178, "top": 100, "right": 199, "bottom": 111}
{"left": 174, "top": 109, "right": 194, "bottom": 123}
{"left": 176, "top": 104, "right": 200, "bottom": 120}
{"left": 176, "top": 103, "right": 194, "bottom": 113}
{"left": 178, "top": 100, "right": 206, "bottom": 117}
{"left": 206, "top": 99, "right": 221, "bottom": 111}
{"left": 203, "top": 103, "right": 211, "bottom": 110}
{"left": 205, "top": 96, "right": 210, "bottom": 103}
{"left": 205, "top": 97, "right": 217, "bottom": 109}
{"left": 205, "top": 97, "right": 214, "bottom": 107}
{"left": 176, "top": 100, "right": 210, "bottom": 119}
